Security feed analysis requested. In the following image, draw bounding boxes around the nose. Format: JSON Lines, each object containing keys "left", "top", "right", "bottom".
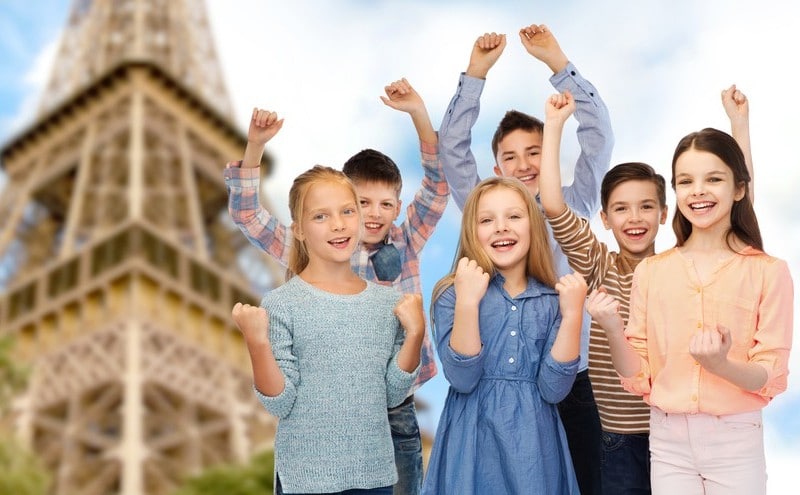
{"left": 365, "top": 203, "right": 380, "bottom": 218}
{"left": 331, "top": 214, "right": 346, "bottom": 232}
{"left": 691, "top": 181, "right": 705, "bottom": 196}
{"left": 495, "top": 219, "right": 509, "bottom": 233}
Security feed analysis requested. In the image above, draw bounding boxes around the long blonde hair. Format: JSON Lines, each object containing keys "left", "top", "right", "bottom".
{"left": 286, "top": 165, "right": 360, "bottom": 278}
{"left": 431, "top": 177, "right": 557, "bottom": 305}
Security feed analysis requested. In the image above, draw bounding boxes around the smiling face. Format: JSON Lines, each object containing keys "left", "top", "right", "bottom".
{"left": 673, "top": 148, "right": 745, "bottom": 238}
{"left": 493, "top": 129, "right": 543, "bottom": 197}
{"left": 476, "top": 186, "right": 531, "bottom": 277}
{"left": 601, "top": 180, "right": 667, "bottom": 259}
{"left": 293, "top": 181, "right": 361, "bottom": 267}
{"left": 353, "top": 180, "right": 402, "bottom": 247}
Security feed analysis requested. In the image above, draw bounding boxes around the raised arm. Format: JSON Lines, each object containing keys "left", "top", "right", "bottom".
{"left": 225, "top": 109, "right": 292, "bottom": 265}
{"left": 540, "top": 91, "right": 576, "bottom": 217}
{"left": 438, "top": 33, "right": 506, "bottom": 210}
{"left": 381, "top": 78, "right": 436, "bottom": 145}
{"left": 521, "top": 23, "right": 613, "bottom": 217}
{"left": 381, "top": 78, "right": 449, "bottom": 255}
{"left": 721, "top": 84, "right": 753, "bottom": 201}
{"left": 242, "top": 108, "right": 284, "bottom": 168}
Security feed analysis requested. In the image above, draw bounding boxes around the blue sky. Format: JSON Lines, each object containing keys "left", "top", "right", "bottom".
{"left": 2, "top": 0, "right": 799, "bottom": 491}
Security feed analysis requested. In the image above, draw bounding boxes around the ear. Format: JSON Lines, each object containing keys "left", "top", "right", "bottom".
{"left": 392, "top": 199, "right": 402, "bottom": 221}
{"left": 291, "top": 222, "right": 304, "bottom": 241}
{"left": 600, "top": 210, "right": 611, "bottom": 230}
{"left": 493, "top": 164, "right": 503, "bottom": 177}
{"left": 659, "top": 206, "right": 668, "bottom": 225}
{"left": 734, "top": 182, "right": 746, "bottom": 201}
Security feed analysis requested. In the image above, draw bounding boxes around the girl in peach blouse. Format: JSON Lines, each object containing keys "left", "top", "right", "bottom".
{"left": 587, "top": 127, "right": 793, "bottom": 495}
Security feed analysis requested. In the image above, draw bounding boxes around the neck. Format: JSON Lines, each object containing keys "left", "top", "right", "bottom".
{"left": 300, "top": 258, "right": 359, "bottom": 285}
{"left": 499, "top": 265, "right": 528, "bottom": 298}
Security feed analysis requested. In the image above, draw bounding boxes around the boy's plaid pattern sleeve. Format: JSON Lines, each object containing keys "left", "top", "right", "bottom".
{"left": 224, "top": 161, "right": 292, "bottom": 267}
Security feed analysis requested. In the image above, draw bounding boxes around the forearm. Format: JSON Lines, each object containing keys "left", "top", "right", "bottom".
{"left": 439, "top": 74, "right": 484, "bottom": 210}
{"left": 706, "top": 359, "right": 768, "bottom": 392}
{"left": 409, "top": 107, "right": 437, "bottom": 146}
{"left": 540, "top": 121, "right": 568, "bottom": 217}
{"left": 242, "top": 140, "right": 266, "bottom": 169}
{"left": 246, "top": 340, "right": 286, "bottom": 397}
{"left": 549, "top": 314, "right": 581, "bottom": 362}
{"left": 449, "top": 301, "right": 482, "bottom": 356}
{"left": 396, "top": 332, "right": 423, "bottom": 373}
{"left": 605, "top": 328, "right": 643, "bottom": 378}
{"left": 730, "top": 117, "right": 754, "bottom": 200}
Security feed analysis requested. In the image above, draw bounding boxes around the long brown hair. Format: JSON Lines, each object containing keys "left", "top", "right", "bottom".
{"left": 286, "top": 165, "right": 360, "bottom": 277}
{"left": 431, "top": 177, "right": 557, "bottom": 308}
{"left": 670, "top": 127, "right": 762, "bottom": 251}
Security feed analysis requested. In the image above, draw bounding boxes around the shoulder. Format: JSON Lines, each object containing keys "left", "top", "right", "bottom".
{"left": 365, "top": 281, "right": 403, "bottom": 304}
{"left": 740, "top": 248, "right": 792, "bottom": 277}
{"left": 261, "top": 277, "right": 303, "bottom": 310}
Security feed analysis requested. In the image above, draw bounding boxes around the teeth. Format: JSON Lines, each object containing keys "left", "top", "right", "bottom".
{"left": 518, "top": 174, "right": 537, "bottom": 181}
{"left": 690, "top": 202, "right": 714, "bottom": 210}
{"left": 626, "top": 229, "right": 646, "bottom": 235}
{"left": 365, "top": 222, "right": 382, "bottom": 229}
{"left": 492, "top": 240, "right": 516, "bottom": 247}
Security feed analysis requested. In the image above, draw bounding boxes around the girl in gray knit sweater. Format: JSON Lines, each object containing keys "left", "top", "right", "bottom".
{"left": 232, "top": 162, "right": 424, "bottom": 495}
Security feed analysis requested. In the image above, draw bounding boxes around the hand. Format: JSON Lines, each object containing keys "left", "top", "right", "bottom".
{"left": 394, "top": 294, "right": 425, "bottom": 339}
{"left": 231, "top": 302, "right": 270, "bottom": 345}
{"left": 689, "top": 325, "right": 732, "bottom": 374}
{"left": 721, "top": 84, "right": 749, "bottom": 123}
{"left": 545, "top": 91, "right": 575, "bottom": 126}
{"left": 454, "top": 257, "right": 490, "bottom": 305}
{"left": 555, "top": 272, "right": 588, "bottom": 320}
{"left": 585, "top": 289, "right": 624, "bottom": 335}
{"left": 247, "top": 108, "right": 284, "bottom": 147}
{"left": 380, "top": 78, "right": 424, "bottom": 115}
{"left": 466, "top": 32, "right": 507, "bottom": 79}
{"left": 518, "top": 24, "right": 568, "bottom": 73}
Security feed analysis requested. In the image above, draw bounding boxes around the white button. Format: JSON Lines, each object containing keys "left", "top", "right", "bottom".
{"left": 510, "top": 331, "right": 517, "bottom": 336}
{"left": 508, "top": 357, "right": 515, "bottom": 364}
{"left": 511, "top": 305, "right": 517, "bottom": 311}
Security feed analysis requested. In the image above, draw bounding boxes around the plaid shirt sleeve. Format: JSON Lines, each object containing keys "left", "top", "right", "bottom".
{"left": 402, "top": 140, "right": 449, "bottom": 254}
{"left": 397, "top": 140, "right": 449, "bottom": 390}
{"left": 224, "top": 161, "right": 292, "bottom": 267}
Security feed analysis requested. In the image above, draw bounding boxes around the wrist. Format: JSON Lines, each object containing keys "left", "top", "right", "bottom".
{"left": 466, "top": 63, "right": 489, "bottom": 79}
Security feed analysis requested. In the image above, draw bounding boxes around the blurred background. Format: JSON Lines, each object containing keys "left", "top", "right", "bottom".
{"left": 1, "top": 1, "right": 798, "bottom": 494}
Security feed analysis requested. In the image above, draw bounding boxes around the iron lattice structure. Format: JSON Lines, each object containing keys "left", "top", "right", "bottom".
{"left": 0, "top": 1, "right": 284, "bottom": 493}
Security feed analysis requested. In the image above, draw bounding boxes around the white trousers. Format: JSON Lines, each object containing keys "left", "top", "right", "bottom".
{"left": 649, "top": 407, "right": 766, "bottom": 495}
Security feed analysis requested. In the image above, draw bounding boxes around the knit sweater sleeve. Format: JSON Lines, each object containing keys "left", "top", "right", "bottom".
{"left": 253, "top": 294, "right": 299, "bottom": 419}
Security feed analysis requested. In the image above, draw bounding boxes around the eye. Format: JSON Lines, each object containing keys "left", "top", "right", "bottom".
{"left": 509, "top": 213, "right": 522, "bottom": 220}
{"left": 642, "top": 204, "right": 654, "bottom": 210}
{"left": 312, "top": 213, "right": 327, "bottom": 221}
{"left": 359, "top": 199, "right": 369, "bottom": 206}
{"left": 677, "top": 179, "right": 691, "bottom": 185}
{"left": 613, "top": 206, "right": 626, "bottom": 213}
{"left": 708, "top": 177, "right": 722, "bottom": 183}
{"left": 381, "top": 202, "right": 395, "bottom": 209}
{"left": 479, "top": 217, "right": 492, "bottom": 224}
{"left": 503, "top": 155, "right": 514, "bottom": 162}
{"left": 528, "top": 150, "right": 540, "bottom": 157}
{"left": 343, "top": 208, "right": 357, "bottom": 216}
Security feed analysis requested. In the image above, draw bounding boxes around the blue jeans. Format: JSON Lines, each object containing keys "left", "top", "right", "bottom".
{"left": 601, "top": 431, "right": 651, "bottom": 494}
{"left": 557, "top": 369, "right": 603, "bottom": 495}
{"left": 388, "top": 396, "right": 423, "bottom": 495}
{"left": 276, "top": 475, "right": 392, "bottom": 495}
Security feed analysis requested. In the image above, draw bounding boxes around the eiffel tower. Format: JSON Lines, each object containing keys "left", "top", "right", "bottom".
{"left": 0, "top": 1, "right": 283, "bottom": 493}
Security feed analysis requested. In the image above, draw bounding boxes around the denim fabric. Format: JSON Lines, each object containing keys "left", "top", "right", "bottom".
{"left": 601, "top": 431, "right": 651, "bottom": 494}
{"left": 388, "top": 398, "right": 423, "bottom": 495}
{"left": 277, "top": 474, "right": 393, "bottom": 495}
{"left": 557, "top": 369, "right": 603, "bottom": 495}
